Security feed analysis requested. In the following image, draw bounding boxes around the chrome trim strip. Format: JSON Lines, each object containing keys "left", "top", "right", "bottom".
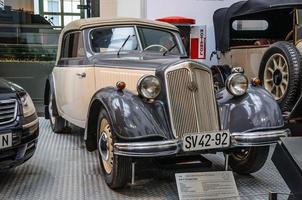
{"left": 22, "top": 118, "right": 39, "bottom": 129}
{"left": 114, "top": 140, "right": 182, "bottom": 157}
{"left": 0, "top": 99, "right": 17, "bottom": 125}
{"left": 231, "top": 129, "right": 290, "bottom": 147}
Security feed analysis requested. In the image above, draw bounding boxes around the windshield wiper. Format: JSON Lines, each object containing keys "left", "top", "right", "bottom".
{"left": 162, "top": 44, "right": 177, "bottom": 56}
{"left": 117, "top": 35, "right": 132, "bottom": 57}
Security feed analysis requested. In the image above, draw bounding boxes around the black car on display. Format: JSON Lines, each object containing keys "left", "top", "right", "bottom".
{"left": 0, "top": 78, "right": 39, "bottom": 170}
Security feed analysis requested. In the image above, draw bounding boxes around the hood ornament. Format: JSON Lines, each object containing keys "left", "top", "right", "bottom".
{"left": 188, "top": 81, "right": 198, "bottom": 92}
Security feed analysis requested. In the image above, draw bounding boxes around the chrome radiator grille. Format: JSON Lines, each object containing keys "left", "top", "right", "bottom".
{"left": 0, "top": 99, "right": 17, "bottom": 125}
{"left": 165, "top": 62, "right": 220, "bottom": 138}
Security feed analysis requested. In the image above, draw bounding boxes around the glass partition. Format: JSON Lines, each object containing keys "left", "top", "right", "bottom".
{"left": 0, "top": 24, "right": 61, "bottom": 62}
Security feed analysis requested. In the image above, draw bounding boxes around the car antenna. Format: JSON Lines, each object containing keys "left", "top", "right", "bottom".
{"left": 117, "top": 35, "right": 131, "bottom": 57}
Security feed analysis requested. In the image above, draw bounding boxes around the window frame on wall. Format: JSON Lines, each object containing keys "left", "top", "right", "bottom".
{"left": 39, "top": 0, "right": 85, "bottom": 27}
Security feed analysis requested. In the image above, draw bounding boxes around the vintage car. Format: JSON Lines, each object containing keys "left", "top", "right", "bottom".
{"left": 0, "top": 78, "right": 39, "bottom": 170}
{"left": 213, "top": 0, "right": 302, "bottom": 119}
{"left": 44, "top": 17, "right": 289, "bottom": 189}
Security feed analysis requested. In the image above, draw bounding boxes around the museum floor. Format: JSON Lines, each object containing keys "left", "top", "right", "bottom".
{"left": 0, "top": 118, "right": 291, "bottom": 200}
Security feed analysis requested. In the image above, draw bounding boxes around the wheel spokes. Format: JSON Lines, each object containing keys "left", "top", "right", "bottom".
{"left": 264, "top": 53, "right": 289, "bottom": 101}
{"left": 267, "top": 67, "right": 274, "bottom": 74}
{"left": 278, "top": 56, "right": 282, "bottom": 67}
{"left": 273, "top": 58, "right": 278, "bottom": 70}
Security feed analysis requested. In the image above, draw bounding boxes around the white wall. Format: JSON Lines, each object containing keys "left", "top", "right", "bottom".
{"left": 117, "top": 0, "right": 142, "bottom": 18}
{"left": 100, "top": 0, "right": 117, "bottom": 18}
{"left": 146, "top": 0, "right": 240, "bottom": 65}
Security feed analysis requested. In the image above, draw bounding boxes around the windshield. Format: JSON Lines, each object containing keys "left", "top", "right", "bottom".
{"left": 90, "top": 26, "right": 138, "bottom": 53}
{"left": 137, "top": 27, "right": 181, "bottom": 54}
{"left": 89, "top": 26, "right": 183, "bottom": 55}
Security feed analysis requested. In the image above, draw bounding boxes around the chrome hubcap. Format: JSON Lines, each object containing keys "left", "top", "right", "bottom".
{"left": 99, "top": 132, "right": 109, "bottom": 161}
{"left": 264, "top": 53, "right": 289, "bottom": 101}
{"left": 98, "top": 118, "right": 113, "bottom": 174}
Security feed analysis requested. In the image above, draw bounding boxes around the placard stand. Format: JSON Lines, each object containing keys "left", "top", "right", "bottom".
{"left": 156, "top": 154, "right": 212, "bottom": 170}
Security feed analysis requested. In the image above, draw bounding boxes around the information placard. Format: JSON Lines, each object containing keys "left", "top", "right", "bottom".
{"left": 175, "top": 171, "right": 239, "bottom": 200}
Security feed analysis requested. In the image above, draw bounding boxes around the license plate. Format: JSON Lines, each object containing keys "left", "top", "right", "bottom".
{"left": 182, "top": 131, "right": 230, "bottom": 152}
{"left": 0, "top": 133, "right": 12, "bottom": 150}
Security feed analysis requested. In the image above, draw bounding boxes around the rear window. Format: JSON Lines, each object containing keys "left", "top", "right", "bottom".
{"left": 232, "top": 20, "right": 269, "bottom": 31}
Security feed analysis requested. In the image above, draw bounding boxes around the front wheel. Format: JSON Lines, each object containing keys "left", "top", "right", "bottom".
{"left": 228, "top": 146, "right": 269, "bottom": 174}
{"left": 97, "top": 109, "right": 131, "bottom": 189}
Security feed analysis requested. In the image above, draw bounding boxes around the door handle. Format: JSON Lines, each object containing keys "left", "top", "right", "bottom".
{"left": 76, "top": 72, "right": 86, "bottom": 78}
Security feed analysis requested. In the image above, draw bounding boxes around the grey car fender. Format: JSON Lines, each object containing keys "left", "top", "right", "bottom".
{"left": 85, "top": 87, "right": 171, "bottom": 151}
{"left": 217, "top": 86, "right": 284, "bottom": 133}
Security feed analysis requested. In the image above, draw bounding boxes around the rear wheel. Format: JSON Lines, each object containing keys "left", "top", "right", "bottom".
{"left": 97, "top": 109, "right": 130, "bottom": 189}
{"left": 229, "top": 146, "right": 269, "bottom": 174}
{"left": 259, "top": 42, "right": 302, "bottom": 112}
{"left": 48, "top": 92, "right": 66, "bottom": 133}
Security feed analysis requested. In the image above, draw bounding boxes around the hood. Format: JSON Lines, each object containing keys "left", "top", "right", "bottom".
{"left": 90, "top": 53, "right": 184, "bottom": 70}
{"left": 0, "top": 78, "right": 24, "bottom": 94}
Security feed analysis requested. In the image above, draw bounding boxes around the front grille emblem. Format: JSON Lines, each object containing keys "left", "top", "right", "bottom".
{"left": 188, "top": 81, "right": 198, "bottom": 92}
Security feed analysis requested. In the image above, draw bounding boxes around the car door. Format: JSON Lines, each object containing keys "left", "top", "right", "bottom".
{"left": 53, "top": 31, "right": 95, "bottom": 128}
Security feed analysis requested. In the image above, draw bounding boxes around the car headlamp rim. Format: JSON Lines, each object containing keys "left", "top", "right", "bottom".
{"left": 137, "top": 75, "right": 161, "bottom": 99}
{"left": 226, "top": 73, "right": 249, "bottom": 96}
{"left": 20, "top": 93, "right": 36, "bottom": 117}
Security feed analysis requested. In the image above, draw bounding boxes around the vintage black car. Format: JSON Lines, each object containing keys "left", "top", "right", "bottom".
{"left": 213, "top": 0, "right": 302, "bottom": 120}
{"left": 0, "top": 78, "right": 39, "bottom": 170}
{"left": 44, "top": 18, "right": 289, "bottom": 189}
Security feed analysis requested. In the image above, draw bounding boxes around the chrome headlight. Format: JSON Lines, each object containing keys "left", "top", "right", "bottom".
{"left": 137, "top": 75, "right": 161, "bottom": 99}
{"left": 21, "top": 93, "right": 36, "bottom": 117}
{"left": 226, "top": 73, "right": 248, "bottom": 96}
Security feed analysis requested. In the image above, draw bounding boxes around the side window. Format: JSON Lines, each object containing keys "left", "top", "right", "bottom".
{"left": 62, "top": 34, "right": 71, "bottom": 58}
{"left": 77, "top": 33, "right": 85, "bottom": 57}
{"left": 61, "top": 32, "right": 85, "bottom": 58}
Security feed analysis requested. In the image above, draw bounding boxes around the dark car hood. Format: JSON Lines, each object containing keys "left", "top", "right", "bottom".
{"left": 90, "top": 53, "right": 185, "bottom": 70}
{"left": 0, "top": 78, "right": 24, "bottom": 94}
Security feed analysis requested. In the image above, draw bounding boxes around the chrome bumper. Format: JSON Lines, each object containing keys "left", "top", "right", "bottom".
{"left": 114, "top": 129, "right": 289, "bottom": 157}
{"left": 231, "top": 129, "right": 290, "bottom": 147}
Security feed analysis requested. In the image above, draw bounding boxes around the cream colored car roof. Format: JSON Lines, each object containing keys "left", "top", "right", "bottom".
{"left": 62, "top": 17, "right": 179, "bottom": 33}
{"left": 56, "top": 17, "right": 179, "bottom": 64}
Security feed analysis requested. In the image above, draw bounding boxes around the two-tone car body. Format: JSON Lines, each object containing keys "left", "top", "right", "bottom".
{"left": 44, "top": 17, "right": 289, "bottom": 189}
{"left": 0, "top": 78, "right": 39, "bottom": 170}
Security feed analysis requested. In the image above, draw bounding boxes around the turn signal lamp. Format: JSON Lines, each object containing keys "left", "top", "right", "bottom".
{"left": 251, "top": 78, "right": 261, "bottom": 87}
{"left": 116, "top": 81, "right": 126, "bottom": 90}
